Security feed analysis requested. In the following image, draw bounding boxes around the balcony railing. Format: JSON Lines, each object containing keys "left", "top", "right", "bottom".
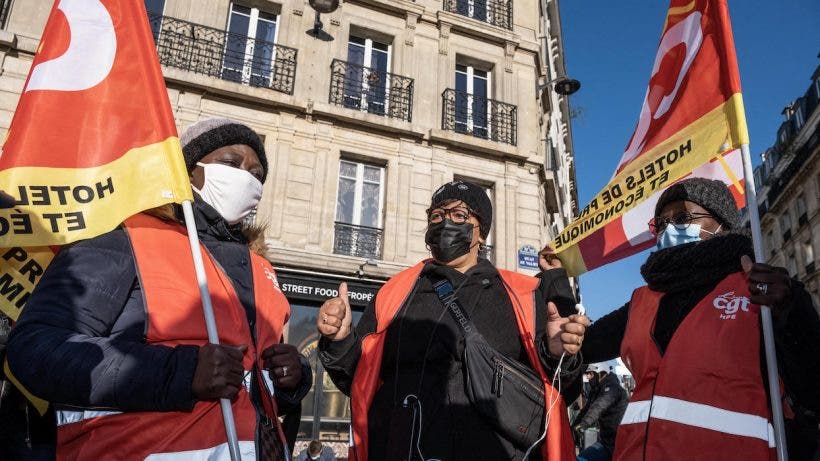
{"left": 442, "top": 89, "right": 517, "bottom": 146}
{"left": 443, "top": 0, "right": 513, "bottom": 30}
{"left": 148, "top": 13, "right": 297, "bottom": 95}
{"left": 807, "top": 261, "right": 816, "bottom": 275}
{"left": 329, "top": 59, "right": 414, "bottom": 122}
{"left": 334, "top": 222, "right": 383, "bottom": 259}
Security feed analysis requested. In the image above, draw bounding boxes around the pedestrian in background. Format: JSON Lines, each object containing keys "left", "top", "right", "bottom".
{"left": 572, "top": 365, "right": 628, "bottom": 461}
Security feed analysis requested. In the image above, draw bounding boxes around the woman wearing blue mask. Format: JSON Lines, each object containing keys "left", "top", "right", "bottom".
{"left": 541, "top": 177, "right": 820, "bottom": 461}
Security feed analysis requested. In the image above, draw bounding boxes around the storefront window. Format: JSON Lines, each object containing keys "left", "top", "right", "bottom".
{"left": 286, "top": 302, "right": 363, "bottom": 444}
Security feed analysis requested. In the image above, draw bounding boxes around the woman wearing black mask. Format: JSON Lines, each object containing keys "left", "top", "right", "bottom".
{"left": 316, "top": 180, "right": 590, "bottom": 461}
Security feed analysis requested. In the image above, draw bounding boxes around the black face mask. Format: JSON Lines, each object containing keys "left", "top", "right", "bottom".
{"left": 425, "top": 219, "right": 475, "bottom": 263}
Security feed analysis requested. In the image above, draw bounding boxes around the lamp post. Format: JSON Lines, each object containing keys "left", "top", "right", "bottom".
{"left": 537, "top": 76, "right": 581, "bottom": 96}
{"left": 306, "top": 0, "right": 340, "bottom": 40}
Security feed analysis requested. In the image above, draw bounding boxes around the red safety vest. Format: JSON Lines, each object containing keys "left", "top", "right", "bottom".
{"left": 56, "top": 213, "right": 291, "bottom": 460}
{"left": 348, "top": 261, "right": 576, "bottom": 461}
{"left": 613, "top": 271, "right": 776, "bottom": 460}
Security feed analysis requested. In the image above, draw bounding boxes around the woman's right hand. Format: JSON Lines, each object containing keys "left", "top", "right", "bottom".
{"left": 317, "top": 282, "right": 353, "bottom": 341}
{"left": 192, "top": 343, "right": 247, "bottom": 400}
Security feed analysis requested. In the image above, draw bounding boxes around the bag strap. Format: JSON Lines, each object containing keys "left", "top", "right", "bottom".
{"left": 432, "top": 278, "right": 480, "bottom": 340}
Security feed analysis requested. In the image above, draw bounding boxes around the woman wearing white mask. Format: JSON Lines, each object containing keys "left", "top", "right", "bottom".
{"left": 542, "top": 177, "right": 820, "bottom": 461}
{"left": 8, "top": 118, "right": 311, "bottom": 460}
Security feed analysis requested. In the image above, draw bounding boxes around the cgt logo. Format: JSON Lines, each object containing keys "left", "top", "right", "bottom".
{"left": 713, "top": 291, "right": 750, "bottom": 320}
{"left": 263, "top": 267, "right": 281, "bottom": 292}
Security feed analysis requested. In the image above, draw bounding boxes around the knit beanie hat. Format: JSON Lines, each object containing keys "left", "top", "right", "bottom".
{"left": 654, "top": 177, "right": 739, "bottom": 229}
{"left": 430, "top": 180, "right": 493, "bottom": 238}
{"left": 180, "top": 118, "right": 268, "bottom": 182}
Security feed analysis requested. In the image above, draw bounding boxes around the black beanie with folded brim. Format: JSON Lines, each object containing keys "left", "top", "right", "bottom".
{"left": 654, "top": 177, "right": 739, "bottom": 229}
{"left": 180, "top": 118, "right": 268, "bottom": 182}
{"left": 430, "top": 180, "right": 492, "bottom": 238}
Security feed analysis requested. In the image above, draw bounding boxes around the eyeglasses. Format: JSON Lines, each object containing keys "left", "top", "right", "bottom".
{"left": 427, "top": 206, "right": 476, "bottom": 224}
{"left": 649, "top": 211, "right": 713, "bottom": 235}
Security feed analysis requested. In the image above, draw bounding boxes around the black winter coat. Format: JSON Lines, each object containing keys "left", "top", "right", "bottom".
{"left": 318, "top": 260, "right": 582, "bottom": 461}
{"left": 572, "top": 372, "right": 628, "bottom": 449}
{"left": 6, "top": 200, "right": 310, "bottom": 425}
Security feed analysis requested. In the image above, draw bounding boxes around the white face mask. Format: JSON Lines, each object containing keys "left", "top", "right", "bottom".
{"left": 192, "top": 162, "right": 263, "bottom": 224}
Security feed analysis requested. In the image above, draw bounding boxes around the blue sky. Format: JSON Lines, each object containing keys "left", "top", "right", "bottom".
{"left": 559, "top": 0, "right": 820, "bottom": 320}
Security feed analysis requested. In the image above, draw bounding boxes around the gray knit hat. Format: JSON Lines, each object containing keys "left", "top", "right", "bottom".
{"left": 180, "top": 118, "right": 268, "bottom": 182}
{"left": 430, "top": 180, "right": 493, "bottom": 238}
{"left": 654, "top": 177, "right": 739, "bottom": 229}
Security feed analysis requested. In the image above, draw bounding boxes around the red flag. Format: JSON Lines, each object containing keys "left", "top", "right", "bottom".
{"left": 0, "top": 0, "right": 191, "bottom": 320}
{"left": 554, "top": 0, "right": 748, "bottom": 275}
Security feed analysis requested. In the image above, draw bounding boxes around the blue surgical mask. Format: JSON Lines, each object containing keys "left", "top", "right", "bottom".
{"left": 655, "top": 223, "right": 722, "bottom": 250}
{"left": 655, "top": 223, "right": 702, "bottom": 250}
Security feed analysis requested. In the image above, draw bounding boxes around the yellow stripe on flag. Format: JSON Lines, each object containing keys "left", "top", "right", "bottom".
{"left": 0, "top": 246, "right": 55, "bottom": 320}
{"left": 0, "top": 137, "right": 192, "bottom": 247}
{"left": 554, "top": 93, "right": 748, "bottom": 256}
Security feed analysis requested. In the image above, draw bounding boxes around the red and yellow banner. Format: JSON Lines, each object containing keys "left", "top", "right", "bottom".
{"left": 0, "top": 0, "right": 192, "bottom": 319}
{"left": 554, "top": 0, "right": 748, "bottom": 276}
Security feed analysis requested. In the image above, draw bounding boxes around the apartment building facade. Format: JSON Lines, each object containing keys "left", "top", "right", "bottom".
{"left": 751, "top": 64, "right": 819, "bottom": 312}
{"left": 0, "top": 0, "right": 578, "bottom": 453}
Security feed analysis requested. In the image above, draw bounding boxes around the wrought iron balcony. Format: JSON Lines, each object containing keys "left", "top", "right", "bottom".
{"left": 329, "top": 59, "right": 414, "bottom": 122}
{"left": 147, "top": 13, "right": 297, "bottom": 95}
{"left": 442, "top": 89, "right": 517, "bottom": 146}
{"left": 334, "top": 222, "right": 383, "bottom": 259}
{"left": 443, "top": 0, "right": 512, "bottom": 30}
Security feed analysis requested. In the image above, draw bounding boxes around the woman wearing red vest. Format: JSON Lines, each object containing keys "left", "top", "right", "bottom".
{"left": 7, "top": 119, "right": 312, "bottom": 460}
{"left": 316, "top": 180, "right": 590, "bottom": 461}
{"left": 545, "top": 178, "right": 820, "bottom": 461}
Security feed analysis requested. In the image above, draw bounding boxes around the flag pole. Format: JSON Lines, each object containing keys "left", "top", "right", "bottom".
{"left": 740, "top": 143, "right": 788, "bottom": 461}
{"left": 181, "top": 200, "right": 242, "bottom": 461}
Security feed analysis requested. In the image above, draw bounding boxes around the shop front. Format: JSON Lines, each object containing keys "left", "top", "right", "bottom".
{"left": 277, "top": 269, "right": 383, "bottom": 458}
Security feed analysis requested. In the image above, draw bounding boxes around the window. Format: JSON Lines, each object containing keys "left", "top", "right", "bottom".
{"left": 804, "top": 241, "right": 815, "bottom": 274}
{"left": 455, "top": 0, "right": 489, "bottom": 22}
{"left": 223, "top": 4, "right": 279, "bottom": 87}
{"left": 455, "top": 64, "right": 491, "bottom": 139}
{"left": 780, "top": 213, "right": 792, "bottom": 242}
{"left": 343, "top": 35, "right": 391, "bottom": 116}
{"left": 766, "top": 230, "right": 775, "bottom": 257}
{"left": 455, "top": 179, "right": 494, "bottom": 261}
{"left": 286, "top": 303, "right": 363, "bottom": 444}
{"left": 334, "top": 160, "right": 386, "bottom": 259}
{"left": 797, "top": 194, "right": 808, "bottom": 226}
{"left": 787, "top": 252, "right": 797, "bottom": 277}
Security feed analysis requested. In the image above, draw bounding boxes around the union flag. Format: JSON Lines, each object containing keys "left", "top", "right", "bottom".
{"left": 0, "top": 0, "right": 191, "bottom": 320}
{"left": 554, "top": 0, "right": 748, "bottom": 275}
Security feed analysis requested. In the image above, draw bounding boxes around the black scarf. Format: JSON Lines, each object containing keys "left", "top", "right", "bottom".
{"left": 640, "top": 231, "right": 754, "bottom": 294}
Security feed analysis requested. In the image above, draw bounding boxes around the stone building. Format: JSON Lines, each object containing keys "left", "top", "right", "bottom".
{"left": 750, "top": 63, "right": 819, "bottom": 311}
{"left": 0, "top": 0, "right": 578, "bottom": 453}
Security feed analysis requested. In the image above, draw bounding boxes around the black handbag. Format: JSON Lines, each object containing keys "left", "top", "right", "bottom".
{"left": 433, "top": 278, "right": 547, "bottom": 450}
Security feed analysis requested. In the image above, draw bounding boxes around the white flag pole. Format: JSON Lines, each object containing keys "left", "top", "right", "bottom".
{"left": 740, "top": 143, "right": 788, "bottom": 461}
{"left": 181, "top": 199, "right": 242, "bottom": 461}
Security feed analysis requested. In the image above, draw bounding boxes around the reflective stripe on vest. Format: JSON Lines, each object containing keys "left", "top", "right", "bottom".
{"left": 620, "top": 396, "right": 775, "bottom": 447}
{"left": 348, "top": 262, "right": 576, "bottom": 461}
{"left": 56, "top": 409, "right": 122, "bottom": 427}
{"left": 144, "top": 441, "right": 257, "bottom": 460}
